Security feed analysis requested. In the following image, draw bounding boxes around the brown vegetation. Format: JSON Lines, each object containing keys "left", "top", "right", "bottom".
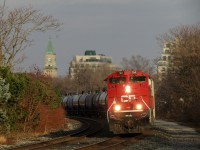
{"left": 36, "top": 105, "right": 66, "bottom": 133}
{"left": 0, "top": 135, "right": 6, "bottom": 144}
{"left": 156, "top": 23, "right": 200, "bottom": 123}
{"left": 0, "top": 105, "right": 66, "bottom": 145}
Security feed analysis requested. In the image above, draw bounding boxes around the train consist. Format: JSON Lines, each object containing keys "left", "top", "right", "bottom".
{"left": 62, "top": 70, "right": 155, "bottom": 134}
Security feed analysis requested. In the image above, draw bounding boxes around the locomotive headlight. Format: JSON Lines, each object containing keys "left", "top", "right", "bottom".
{"left": 136, "top": 104, "right": 142, "bottom": 110}
{"left": 114, "top": 105, "right": 121, "bottom": 111}
{"left": 125, "top": 85, "right": 131, "bottom": 93}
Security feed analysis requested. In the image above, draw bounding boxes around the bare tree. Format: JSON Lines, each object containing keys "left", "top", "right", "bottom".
{"left": 92, "top": 64, "right": 114, "bottom": 91}
{"left": 0, "top": 3, "right": 62, "bottom": 68}
{"left": 120, "top": 55, "right": 155, "bottom": 76}
{"left": 62, "top": 64, "right": 114, "bottom": 94}
{"left": 72, "top": 64, "right": 92, "bottom": 93}
{"left": 120, "top": 57, "right": 129, "bottom": 70}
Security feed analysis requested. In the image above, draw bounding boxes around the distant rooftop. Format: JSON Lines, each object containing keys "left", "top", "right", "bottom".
{"left": 46, "top": 37, "right": 55, "bottom": 54}
{"left": 85, "top": 50, "right": 96, "bottom": 55}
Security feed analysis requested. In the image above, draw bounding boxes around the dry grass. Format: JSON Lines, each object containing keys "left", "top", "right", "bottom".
{"left": 1, "top": 132, "right": 44, "bottom": 145}
{"left": 0, "top": 135, "right": 7, "bottom": 144}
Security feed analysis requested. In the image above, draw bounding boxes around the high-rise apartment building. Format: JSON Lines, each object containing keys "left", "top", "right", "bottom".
{"left": 43, "top": 38, "right": 57, "bottom": 78}
{"left": 69, "top": 50, "right": 116, "bottom": 79}
{"left": 157, "top": 42, "right": 175, "bottom": 80}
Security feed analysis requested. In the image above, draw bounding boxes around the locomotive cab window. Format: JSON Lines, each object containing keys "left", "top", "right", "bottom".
{"left": 130, "top": 76, "right": 146, "bottom": 83}
{"left": 109, "top": 77, "right": 126, "bottom": 84}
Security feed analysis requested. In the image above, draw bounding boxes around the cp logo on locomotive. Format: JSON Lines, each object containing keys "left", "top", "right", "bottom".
{"left": 121, "top": 95, "right": 136, "bottom": 102}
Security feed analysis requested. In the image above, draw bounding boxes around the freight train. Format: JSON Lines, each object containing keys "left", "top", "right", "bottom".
{"left": 62, "top": 70, "right": 155, "bottom": 134}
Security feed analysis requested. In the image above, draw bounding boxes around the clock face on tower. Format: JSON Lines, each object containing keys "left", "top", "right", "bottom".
{"left": 48, "top": 58, "right": 52, "bottom": 62}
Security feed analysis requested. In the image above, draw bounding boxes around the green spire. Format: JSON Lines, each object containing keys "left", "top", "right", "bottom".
{"left": 46, "top": 37, "right": 55, "bottom": 54}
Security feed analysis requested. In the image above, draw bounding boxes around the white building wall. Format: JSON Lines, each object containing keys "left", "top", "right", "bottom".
{"left": 157, "top": 42, "right": 174, "bottom": 80}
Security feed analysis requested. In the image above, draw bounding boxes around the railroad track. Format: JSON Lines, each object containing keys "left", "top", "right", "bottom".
{"left": 9, "top": 117, "right": 154, "bottom": 150}
{"left": 75, "top": 133, "right": 148, "bottom": 150}
{"left": 10, "top": 117, "right": 105, "bottom": 150}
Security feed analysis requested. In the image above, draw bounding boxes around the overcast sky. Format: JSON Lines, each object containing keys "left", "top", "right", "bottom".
{"left": 2, "top": 0, "right": 200, "bottom": 76}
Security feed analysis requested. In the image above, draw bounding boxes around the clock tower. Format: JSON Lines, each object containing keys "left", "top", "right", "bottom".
{"left": 43, "top": 38, "right": 57, "bottom": 77}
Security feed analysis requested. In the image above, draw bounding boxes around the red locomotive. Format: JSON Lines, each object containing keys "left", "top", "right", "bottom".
{"left": 105, "top": 70, "right": 155, "bottom": 134}
{"left": 62, "top": 70, "right": 155, "bottom": 134}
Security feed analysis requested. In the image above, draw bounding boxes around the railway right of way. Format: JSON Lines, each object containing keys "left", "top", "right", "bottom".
{"left": 1, "top": 118, "right": 200, "bottom": 150}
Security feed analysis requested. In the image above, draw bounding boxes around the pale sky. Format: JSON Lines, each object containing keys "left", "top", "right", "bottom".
{"left": 1, "top": 0, "right": 200, "bottom": 76}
